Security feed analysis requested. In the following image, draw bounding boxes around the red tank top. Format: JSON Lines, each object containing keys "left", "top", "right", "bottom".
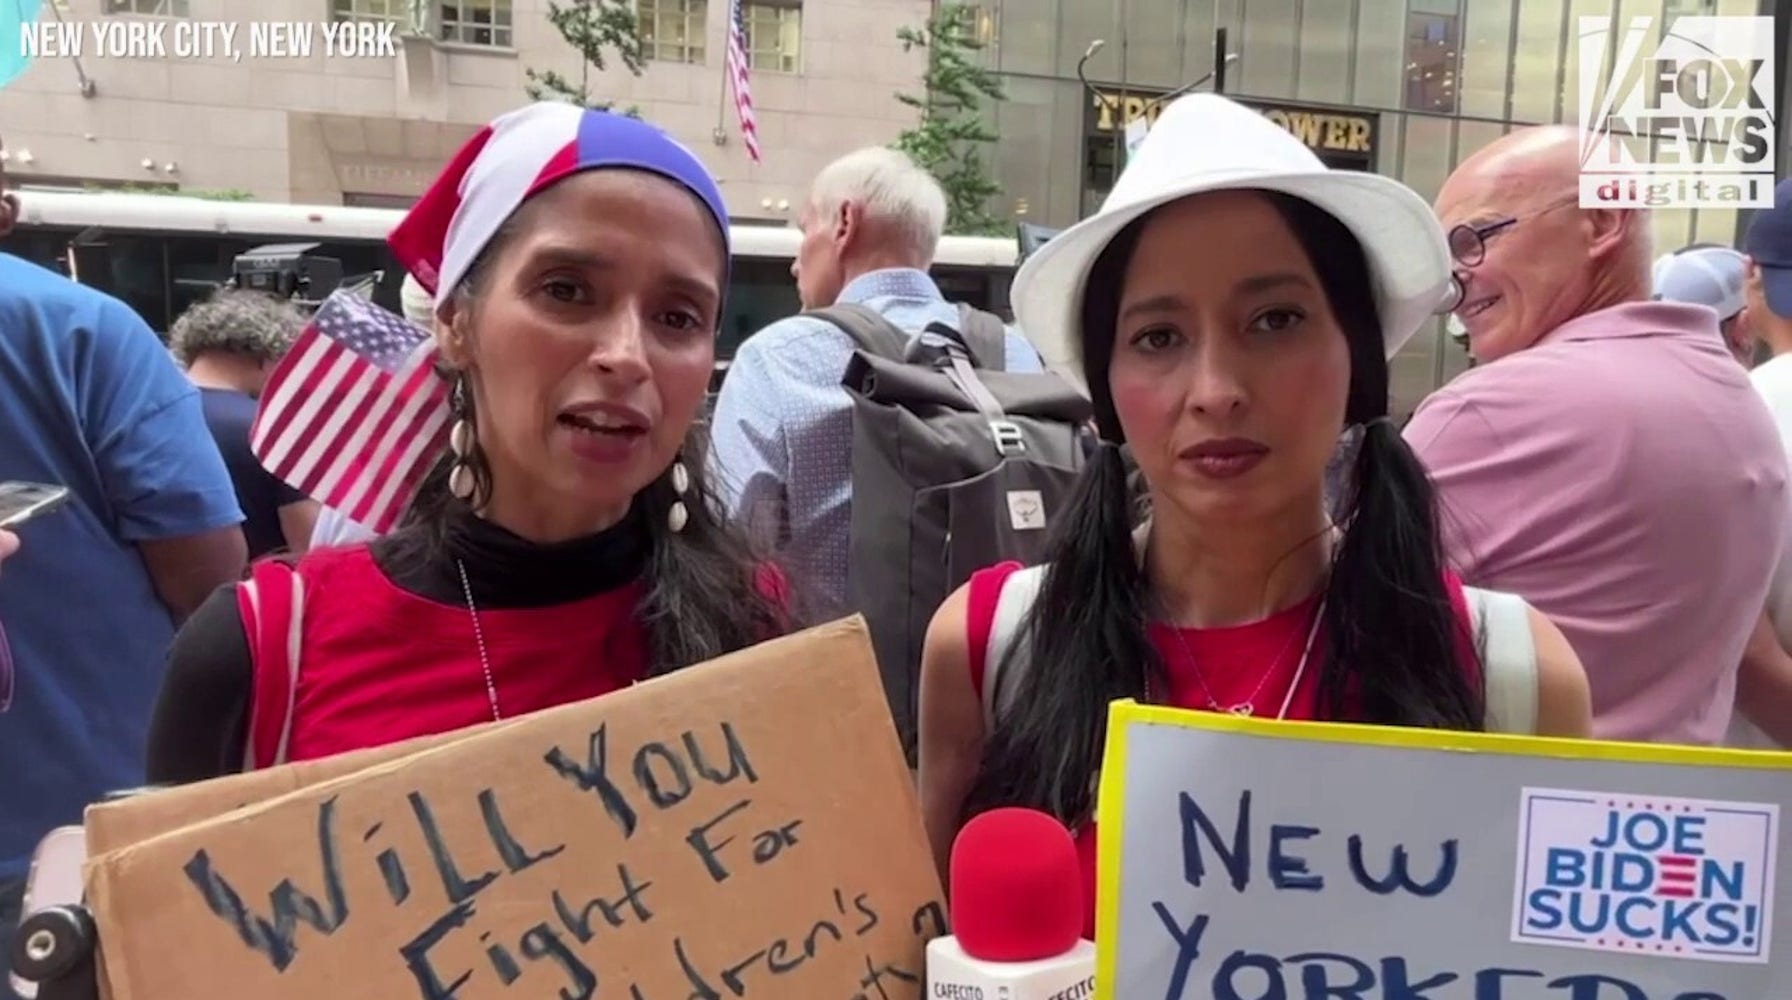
{"left": 239, "top": 545, "right": 649, "bottom": 768}
{"left": 963, "top": 561, "right": 1483, "bottom": 938}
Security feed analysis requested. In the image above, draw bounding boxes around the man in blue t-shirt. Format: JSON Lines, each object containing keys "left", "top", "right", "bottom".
{"left": 0, "top": 151, "right": 247, "bottom": 994}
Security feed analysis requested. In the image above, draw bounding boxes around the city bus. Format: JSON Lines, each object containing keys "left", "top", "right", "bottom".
{"left": 7, "top": 189, "right": 1021, "bottom": 371}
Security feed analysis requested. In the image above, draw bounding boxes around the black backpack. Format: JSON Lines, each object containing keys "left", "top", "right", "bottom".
{"left": 810, "top": 302, "right": 1094, "bottom": 761}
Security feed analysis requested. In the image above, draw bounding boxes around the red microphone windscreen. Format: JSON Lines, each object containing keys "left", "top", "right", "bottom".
{"left": 949, "top": 807, "right": 1084, "bottom": 962}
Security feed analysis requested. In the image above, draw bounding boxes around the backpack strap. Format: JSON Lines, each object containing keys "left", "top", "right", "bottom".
{"left": 981, "top": 564, "right": 1047, "bottom": 730}
{"left": 236, "top": 560, "right": 308, "bottom": 771}
{"left": 979, "top": 569, "right": 1541, "bottom": 737}
{"left": 1464, "top": 586, "right": 1540, "bottom": 735}
{"left": 817, "top": 301, "right": 1015, "bottom": 440}
{"left": 952, "top": 304, "right": 1009, "bottom": 372}
{"left": 808, "top": 303, "right": 910, "bottom": 362}
{"left": 812, "top": 301, "right": 1010, "bottom": 372}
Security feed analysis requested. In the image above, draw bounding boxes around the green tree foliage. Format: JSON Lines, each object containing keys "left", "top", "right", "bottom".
{"left": 891, "top": 3, "right": 1008, "bottom": 236}
{"left": 525, "top": 0, "right": 645, "bottom": 113}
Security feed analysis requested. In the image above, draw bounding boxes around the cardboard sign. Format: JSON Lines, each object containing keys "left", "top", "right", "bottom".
{"left": 85, "top": 721, "right": 514, "bottom": 857}
{"left": 1094, "top": 701, "right": 1792, "bottom": 998}
{"left": 84, "top": 617, "right": 946, "bottom": 999}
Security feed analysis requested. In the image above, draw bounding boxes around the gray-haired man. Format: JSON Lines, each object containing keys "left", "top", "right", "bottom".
{"left": 172, "top": 288, "right": 319, "bottom": 558}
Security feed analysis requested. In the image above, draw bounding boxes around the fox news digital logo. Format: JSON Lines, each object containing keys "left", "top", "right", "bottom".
{"left": 1577, "top": 16, "right": 1775, "bottom": 209}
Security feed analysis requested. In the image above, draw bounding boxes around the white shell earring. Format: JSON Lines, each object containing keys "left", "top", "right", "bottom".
{"left": 449, "top": 454, "right": 476, "bottom": 501}
{"left": 667, "top": 459, "right": 689, "bottom": 533}
{"left": 448, "top": 376, "right": 478, "bottom": 502}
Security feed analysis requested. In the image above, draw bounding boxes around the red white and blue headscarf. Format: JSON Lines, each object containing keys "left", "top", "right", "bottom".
{"left": 251, "top": 103, "right": 730, "bottom": 535}
{"left": 391, "top": 101, "right": 731, "bottom": 308}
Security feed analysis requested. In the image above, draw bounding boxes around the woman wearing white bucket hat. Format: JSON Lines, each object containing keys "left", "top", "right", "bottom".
{"left": 917, "top": 94, "right": 1590, "bottom": 932}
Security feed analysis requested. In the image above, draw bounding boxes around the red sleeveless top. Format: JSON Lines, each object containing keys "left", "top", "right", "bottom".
{"left": 963, "top": 561, "right": 1484, "bottom": 938}
{"left": 237, "top": 545, "right": 649, "bottom": 768}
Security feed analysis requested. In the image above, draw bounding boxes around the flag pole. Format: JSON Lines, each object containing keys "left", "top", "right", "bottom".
{"left": 714, "top": 5, "right": 730, "bottom": 139}
{"left": 45, "top": 0, "right": 97, "bottom": 98}
{"left": 716, "top": 60, "right": 730, "bottom": 134}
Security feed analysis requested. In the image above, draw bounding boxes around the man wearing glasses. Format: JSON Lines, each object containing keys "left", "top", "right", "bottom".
{"left": 1402, "top": 125, "right": 1787, "bottom": 748}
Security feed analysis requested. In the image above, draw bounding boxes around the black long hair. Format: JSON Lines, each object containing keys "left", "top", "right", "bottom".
{"left": 404, "top": 435, "right": 791, "bottom": 674}
{"left": 402, "top": 201, "right": 793, "bottom": 675}
{"left": 965, "top": 192, "right": 1483, "bottom": 827}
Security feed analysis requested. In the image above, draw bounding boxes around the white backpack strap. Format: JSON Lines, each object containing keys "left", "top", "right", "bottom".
{"left": 273, "top": 573, "right": 305, "bottom": 767}
{"left": 1465, "top": 586, "right": 1539, "bottom": 735}
{"left": 982, "top": 565, "right": 1047, "bottom": 730}
{"left": 239, "top": 564, "right": 307, "bottom": 771}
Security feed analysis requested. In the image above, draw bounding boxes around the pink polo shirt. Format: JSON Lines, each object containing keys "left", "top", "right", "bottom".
{"left": 1405, "top": 301, "right": 1788, "bottom": 746}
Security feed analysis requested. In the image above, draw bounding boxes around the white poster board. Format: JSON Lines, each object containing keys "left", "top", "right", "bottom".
{"left": 1095, "top": 701, "right": 1792, "bottom": 998}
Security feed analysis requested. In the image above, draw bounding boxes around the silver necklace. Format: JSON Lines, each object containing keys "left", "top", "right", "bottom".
{"left": 1154, "top": 596, "right": 1327, "bottom": 720}
{"left": 455, "top": 557, "right": 503, "bottom": 722}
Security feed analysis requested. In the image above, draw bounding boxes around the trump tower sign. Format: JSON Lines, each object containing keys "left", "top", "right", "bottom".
{"left": 1577, "top": 15, "right": 1776, "bottom": 209}
{"left": 1094, "top": 702, "right": 1792, "bottom": 999}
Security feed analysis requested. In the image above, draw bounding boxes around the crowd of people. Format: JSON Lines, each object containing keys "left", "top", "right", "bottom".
{"left": 2, "top": 91, "right": 1791, "bottom": 987}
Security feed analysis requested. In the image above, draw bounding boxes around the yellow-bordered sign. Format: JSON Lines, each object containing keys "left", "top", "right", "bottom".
{"left": 1094, "top": 700, "right": 1792, "bottom": 998}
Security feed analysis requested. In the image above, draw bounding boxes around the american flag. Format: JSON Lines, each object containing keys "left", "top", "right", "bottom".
{"left": 725, "top": 0, "right": 762, "bottom": 163}
{"left": 250, "top": 291, "right": 449, "bottom": 536}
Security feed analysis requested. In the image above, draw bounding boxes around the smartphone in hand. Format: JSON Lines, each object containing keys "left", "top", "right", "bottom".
{"left": 0, "top": 483, "right": 70, "bottom": 529}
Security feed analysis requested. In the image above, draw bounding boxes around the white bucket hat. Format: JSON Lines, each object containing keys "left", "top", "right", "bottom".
{"left": 1012, "top": 93, "right": 1456, "bottom": 397}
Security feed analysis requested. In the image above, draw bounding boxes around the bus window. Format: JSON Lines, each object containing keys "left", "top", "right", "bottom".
{"left": 168, "top": 235, "right": 404, "bottom": 320}
{"left": 14, "top": 229, "right": 172, "bottom": 333}
{"left": 719, "top": 259, "right": 1017, "bottom": 362}
{"left": 7, "top": 227, "right": 77, "bottom": 277}
{"left": 316, "top": 241, "right": 405, "bottom": 314}
{"left": 932, "top": 265, "right": 1015, "bottom": 322}
{"left": 91, "top": 233, "right": 171, "bottom": 334}
{"left": 722, "top": 256, "right": 801, "bottom": 361}
{"left": 168, "top": 233, "right": 250, "bottom": 322}
{"left": 7, "top": 226, "right": 175, "bottom": 334}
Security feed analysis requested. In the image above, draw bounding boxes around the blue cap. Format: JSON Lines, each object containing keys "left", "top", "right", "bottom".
{"left": 1652, "top": 245, "right": 1746, "bottom": 320}
{"left": 1743, "top": 178, "right": 1792, "bottom": 320}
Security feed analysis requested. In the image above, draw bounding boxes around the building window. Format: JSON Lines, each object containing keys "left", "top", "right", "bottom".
{"left": 639, "top": 0, "right": 707, "bottom": 65}
{"left": 1403, "top": 11, "right": 1460, "bottom": 114}
{"left": 745, "top": 2, "right": 800, "bottom": 73}
{"left": 104, "top": 0, "right": 188, "bottom": 14}
{"left": 1083, "top": 127, "right": 1120, "bottom": 201}
{"left": 332, "top": 0, "right": 404, "bottom": 22}
{"left": 439, "top": 0, "right": 511, "bottom": 47}
{"left": 955, "top": 3, "right": 998, "bottom": 52}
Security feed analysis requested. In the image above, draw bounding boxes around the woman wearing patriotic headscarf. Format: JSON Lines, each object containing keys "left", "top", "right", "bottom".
{"left": 147, "top": 103, "right": 788, "bottom": 782}
{"left": 916, "top": 95, "right": 1593, "bottom": 934}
